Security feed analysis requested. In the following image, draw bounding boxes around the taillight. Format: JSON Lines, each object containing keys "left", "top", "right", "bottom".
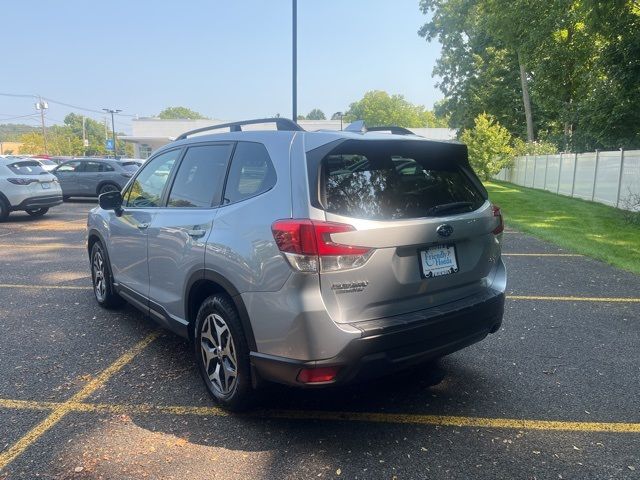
{"left": 272, "top": 219, "right": 372, "bottom": 272}
{"left": 7, "top": 178, "right": 38, "bottom": 185}
{"left": 492, "top": 205, "right": 504, "bottom": 235}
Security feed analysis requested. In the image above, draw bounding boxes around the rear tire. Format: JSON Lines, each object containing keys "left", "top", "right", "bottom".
{"left": 194, "top": 294, "right": 253, "bottom": 411}
{"left": 0, "top": 197, "right": 9, "bottom": 222}
{"left": 90, "top": 242, "right": 124, "bottom": 309}
{"left": 98, "top": 183, "right": 119, "bottom": 196}
{"left": 26, "top": 208, "right": 49, "bottom": 217}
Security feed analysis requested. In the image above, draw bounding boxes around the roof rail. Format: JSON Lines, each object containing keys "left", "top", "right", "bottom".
{"left": 343, "top": 121, "right": 416, "bottom": 136}
{"left": 175, "top": 118, "right": 304, "bottom": 141}
{"left": 367, "top": 126, "right": 415, "bottom": 136}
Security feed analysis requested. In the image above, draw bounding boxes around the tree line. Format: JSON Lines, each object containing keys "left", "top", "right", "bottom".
{"left": 419, "top": 0, "right": 640, "bottom": 152}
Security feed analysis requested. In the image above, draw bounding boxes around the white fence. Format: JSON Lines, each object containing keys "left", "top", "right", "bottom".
{"left": 495, "top": 150, "right": 640, "bottom": 210}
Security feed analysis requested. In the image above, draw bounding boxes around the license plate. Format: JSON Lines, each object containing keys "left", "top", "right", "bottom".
{"left": 41, "top": 182, "right": 51, "bottom": 189}
{"left": 419, "top": 244, "right": 458, "bottom": 278}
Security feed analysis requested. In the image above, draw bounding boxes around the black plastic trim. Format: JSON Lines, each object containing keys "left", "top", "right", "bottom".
{"left": 184, "top": 269, "right": 257, "bottom": 351}
{"left": 13, "top": 195, "right": 63, "bottom": 211}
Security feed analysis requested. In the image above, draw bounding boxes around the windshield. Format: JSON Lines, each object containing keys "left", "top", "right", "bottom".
{"left": 8, "top": 161, "right": 48, "bottom": 175}
{"left": 318, "top": 141, "right": 485, "bottom": 220}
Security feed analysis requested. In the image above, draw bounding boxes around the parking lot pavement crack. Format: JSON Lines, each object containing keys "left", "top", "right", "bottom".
{"left": 0, "top": 331, "right": 159, "bottom": 472}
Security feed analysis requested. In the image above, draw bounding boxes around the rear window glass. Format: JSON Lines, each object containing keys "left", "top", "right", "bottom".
{"left": 319, "top": 142, "right": 484, "bottom": 220}
{"left": 120, "top": 162, "right": 140, "bottom": 171}
{"left": 8, "top": 161, "right": 47, "bottom": 175}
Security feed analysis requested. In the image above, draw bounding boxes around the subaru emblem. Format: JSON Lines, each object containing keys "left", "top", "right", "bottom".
{"left": 436, "top": 224, "right": 453, "bottom": 238}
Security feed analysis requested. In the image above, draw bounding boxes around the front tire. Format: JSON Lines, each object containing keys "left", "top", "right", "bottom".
{"left": 26, "top": 207, "right": 49, "bottom": 217}
{"left": 90, "top": 242, "right": 124, "bottom": 309}
{"left": 0, "top": 197, "right": 9, "bottom": 222}
{"left": 194, "top": 294, "right": 253, "bottom": 411}
{"left": 98, "top": 183, "right": 119, "bottom": 196}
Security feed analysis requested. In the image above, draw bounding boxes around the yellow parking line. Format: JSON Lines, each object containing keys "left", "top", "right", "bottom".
{"left": 507, "top": 295, "right": 640, "bottom": 303}
{"left": 0, "top": 331, "right": 159, "bottom": 471}
{"left": 1, "top": 397, "right": 639, "bottom": 434}
{"left": 0, "top": 284, "right": 91, "bottom": 290}
{"left": 503, "top": 253, "right": 583, "bottom": 257}
{"left": 0, "top": 284, "right": 638, "bottom": 303}
{"left": 0, "top": 244, "right": 85, "bottom": 250}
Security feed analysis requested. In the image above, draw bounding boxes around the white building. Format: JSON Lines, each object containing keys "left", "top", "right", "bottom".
{"left": 120, "top": 118, "right": 457, "bottom": 159}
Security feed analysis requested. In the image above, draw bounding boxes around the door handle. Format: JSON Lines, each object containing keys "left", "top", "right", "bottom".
{"left": 137, "top": 222, "right": 150, "bottom": 230}
{"left": 186, "top": 229, "right": 207, "bottom": 238}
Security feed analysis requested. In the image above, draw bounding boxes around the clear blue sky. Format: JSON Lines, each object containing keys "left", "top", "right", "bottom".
{"left": 1, "top": 0, "right": 441, "bottom": 133}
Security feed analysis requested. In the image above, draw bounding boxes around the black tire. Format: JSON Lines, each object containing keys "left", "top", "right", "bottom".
{"left": 90, "top": 242, "right": 124, "bottom": 309}
{"left": 0, "top": 197, "right": 9, "bottom": 222}
{"left": 26, "top": 207, "right": 49, "bottom": 217}
{"left": 98, "top": 183, "right": 119, "bottom": 196}
{"left": 194, "top": 294, "right": 253, "bottom": 411}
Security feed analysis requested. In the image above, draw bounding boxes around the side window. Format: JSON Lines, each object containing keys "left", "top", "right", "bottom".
{"left": 167, "top": 144, "right": 233, "bottom": 208}
{"left": 123, "top": 149, "right": 181, "bottom": 207}
{"left": 223, "top": 142, "right": 276, "bottom": 204}
{"left": 56, "top": 161, "right": 80, "bottom": 172}
{"left": 100, "top": 163, "right": 115, "bottom": 172}
{"left": 81, "top": 161, "right": 102, "bottom": 173}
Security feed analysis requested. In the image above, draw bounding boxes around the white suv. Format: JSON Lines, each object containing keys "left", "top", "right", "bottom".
{"left": 0, "top": 157, "right": 63, "bottom": 221}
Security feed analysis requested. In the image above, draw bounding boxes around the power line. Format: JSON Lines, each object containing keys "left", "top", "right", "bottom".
{"left": 0, "top": 92, "right": 135, "bottom": 118}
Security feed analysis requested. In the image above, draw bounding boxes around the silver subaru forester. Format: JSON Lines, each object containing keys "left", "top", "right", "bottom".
{"left": 87, "top": 118, "right": 506, "bottom": 410}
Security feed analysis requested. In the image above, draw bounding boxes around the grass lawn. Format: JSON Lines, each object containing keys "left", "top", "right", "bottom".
{"left": 485, "top": 180, "right": 640, "bottom": 275}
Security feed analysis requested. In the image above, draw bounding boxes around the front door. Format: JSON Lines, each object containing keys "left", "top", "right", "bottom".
{"left": 53, "top": 161, "right": 81, "bottom": 195}
{"left": 107, "top": 148, "right": 182, "bottom": 303}
{"left": 147, "top": 142, "right": 234, "bottom": 325}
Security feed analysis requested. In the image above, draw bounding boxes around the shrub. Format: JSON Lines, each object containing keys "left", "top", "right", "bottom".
{"left": 460, "top": 113, "right": 514, "bottom": 180}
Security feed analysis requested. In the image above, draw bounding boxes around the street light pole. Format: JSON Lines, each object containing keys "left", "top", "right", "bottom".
{"left": 103, "top": 108, "right": 121, "bottom": 158}
{"left": 292, "top": 0, "right": 297, "bottom": 121}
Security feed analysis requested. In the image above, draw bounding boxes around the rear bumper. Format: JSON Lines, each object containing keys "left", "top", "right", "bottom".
{"left": 251, "top": 289, "right": 505, "bottom": 387}
{"left": 13, "top": 195, "right": 63, "bottom": 211}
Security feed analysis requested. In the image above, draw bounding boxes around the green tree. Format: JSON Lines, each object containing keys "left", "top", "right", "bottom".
{"left": 460, "top": 114, "right": 514, "bottom": 180}
{"left": 20, "top": 126, "right": 84, "bottom": 156}
{"left": 305, "top": 108, "right": 326, "bottom": 120}
{"left": 344, "top": 90, "right": 444, "bottom": 127}
{"left": 158, "top": 106, "right": 207, "bottom": 120}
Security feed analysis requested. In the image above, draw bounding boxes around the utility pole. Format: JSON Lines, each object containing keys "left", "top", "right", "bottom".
{"left": 292, "top": 0, "right": 297, "bottom": 121}
{"left": 82, "top": 115, "right": 87, "bottom": 156}
{"left": 103, "top": 108, "right": 121, "bottom": 158}
{"left": 35, "top": 98, "right": 49, "bottom": 154}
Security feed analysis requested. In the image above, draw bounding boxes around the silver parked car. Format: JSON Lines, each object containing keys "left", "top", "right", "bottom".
{"left": 87, "top": 118, "right": 506, "bottom": 410}
{"left": 53, "top": 158, "right": 140, "bottom": 200}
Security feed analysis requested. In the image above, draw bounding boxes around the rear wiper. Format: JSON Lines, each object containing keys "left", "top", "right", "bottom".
{"left": 426, "top": 202, "right": 474, "bottom": 216}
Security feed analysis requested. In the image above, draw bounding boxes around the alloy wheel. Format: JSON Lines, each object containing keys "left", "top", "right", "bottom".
{"left": 92, "top": 250, "right": 106, "bottom": 302}
{"left": 200, "top": 313, "right": 238, "bottom": 396}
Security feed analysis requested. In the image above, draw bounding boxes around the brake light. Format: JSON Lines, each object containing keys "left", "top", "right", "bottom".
{"left": 7, "top": 178, "right": 38, "bottom": 185}
{"left": 272, "top": 219, "right": 372, "bottom": 272}
{"left": 297, "top": 366, "right": 340, "bottom": 384}
{"left": 492, "top": 205, "right": 504, "bottom": 235}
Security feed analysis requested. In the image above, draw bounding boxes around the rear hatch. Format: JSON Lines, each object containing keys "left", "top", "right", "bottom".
{"left": 6, "top": 160, "right": 58, "bottom": 194}
{"left": 307, "top": 138, "right": 502, "bottom": 324}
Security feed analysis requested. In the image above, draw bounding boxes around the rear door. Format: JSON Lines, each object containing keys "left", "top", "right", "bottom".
{"left": 309, "top": 139, "right": 500, "bottom": 324}
{"left": 77, "top": 160, "right": 104, "bottom": 195}
{"left": 147, "top": 142, "right": 234, "bottom": 326}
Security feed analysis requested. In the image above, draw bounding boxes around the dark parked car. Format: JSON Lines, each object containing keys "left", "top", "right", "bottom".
{"left": 53, "top": 158, "right": 140, "bottom": 199}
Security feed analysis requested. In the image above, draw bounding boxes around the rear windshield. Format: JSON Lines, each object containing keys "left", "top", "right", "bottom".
{"left": 8, "top": 161, "right": 47, "bottom": 175}
{"left": 318, "top": 141, "right": 485, "bottom": 220}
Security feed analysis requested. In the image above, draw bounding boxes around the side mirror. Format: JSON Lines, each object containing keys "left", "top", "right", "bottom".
{"left": 99, "top": 190, "right": 123, "bottom": 216}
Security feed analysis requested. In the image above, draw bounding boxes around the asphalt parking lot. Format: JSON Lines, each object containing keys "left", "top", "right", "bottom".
{"left": 0, "top": 201, "right": 639, "bottom": 480}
